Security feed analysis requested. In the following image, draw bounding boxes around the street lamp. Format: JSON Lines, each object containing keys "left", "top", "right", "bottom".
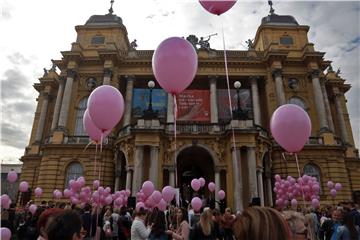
{"left": 143, "top": 80, "right": 158, "bottom": 119}
{"left": 232, "top": 81, "right": 248, "bottom": 120}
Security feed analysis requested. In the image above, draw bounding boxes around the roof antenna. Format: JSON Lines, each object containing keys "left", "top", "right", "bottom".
{"left": 268, "top": 0, "right": 275, "bottom": 15}
{"left": 108, "top": 0, "right": 114, "bottom": 15}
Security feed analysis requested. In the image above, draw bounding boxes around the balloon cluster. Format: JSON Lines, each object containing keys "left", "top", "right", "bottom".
{"left": 84, "top": 85, "right": 124, "bottom": 143}
{"left": 135, "top": 181, "right": 175, "bottom": 212}
{"left": 274, "top": 174, "right": 320, "bottom": 209}
{"left": 327, "top": 181, "right": 342, "bottom": 198}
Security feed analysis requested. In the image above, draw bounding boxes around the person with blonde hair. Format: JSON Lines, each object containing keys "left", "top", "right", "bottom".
{"left": 190, "top": 208, "right": 216, "bottom": 239}
{"left": 232, "top": 207, "right": 291, "bottom": 240}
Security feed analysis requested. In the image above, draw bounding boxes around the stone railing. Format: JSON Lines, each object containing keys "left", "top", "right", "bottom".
{"left": 64, "top": 136, "right": 91, "bottom": 144}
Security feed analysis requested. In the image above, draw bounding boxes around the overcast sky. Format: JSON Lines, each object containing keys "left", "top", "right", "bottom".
{"left": 0, "top": 0, "right": 359, "bottom": 164}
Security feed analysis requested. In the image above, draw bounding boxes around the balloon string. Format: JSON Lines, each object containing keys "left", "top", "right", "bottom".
{"left": 294, "top": 153, "right": 306, "bottom": 209}
{"left": 221, "top": 19, "right": 239, "bottom": 183}
{"left": 173, "top": 94, "right": 178, "bottom": 190}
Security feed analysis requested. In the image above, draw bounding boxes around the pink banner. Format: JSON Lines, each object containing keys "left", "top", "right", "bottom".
{"left": 176, "top": 90, "right": 210, "bottom": 122}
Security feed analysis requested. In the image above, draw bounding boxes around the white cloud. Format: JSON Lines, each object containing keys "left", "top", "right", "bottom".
{"left": 0, "top": 0, "right": 359, "bottom": 163}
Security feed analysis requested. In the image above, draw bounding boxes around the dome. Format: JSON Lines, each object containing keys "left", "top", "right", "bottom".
{"left": 261, "top": 14, "right": 299, "bottom": 26}
{"left": 85, "top": 13, "right": 123, "bottom": 26}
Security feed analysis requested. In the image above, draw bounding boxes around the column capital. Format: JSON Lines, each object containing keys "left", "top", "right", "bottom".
{"left": 126, "top": 166, "right": 134, "bottom": 171}
{"left": 163, "top": 165, "right": 175, "bottom": 171}
{"left": 208, "top": 75, "right": 218, "bottom": 84}
{"left": 310, "top": 69, "right": 321, "bottom": 79}
{"left": 67, "top": 69, "right": 77, "bottom": 78}
{"left": 272, "top": 68, "right": 282, "bottom": 78}
{"left": 249, "top": 75, "right": 260, "bottom": 82}
{"left": 103, "top": 68, "right": 113, "bottom": 78}
{"left": 124, "top": 75, "right": 136, "bottom": 82}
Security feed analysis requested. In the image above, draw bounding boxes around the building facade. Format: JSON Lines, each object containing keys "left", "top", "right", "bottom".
{"left": 19, "top": 8, "right": 360, "bottom": 211}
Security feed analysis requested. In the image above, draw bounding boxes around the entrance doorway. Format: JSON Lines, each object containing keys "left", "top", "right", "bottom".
{"left": 116, "top": 151, "right": 127, "bottom": 191}
{"left": 177, "top": 146, "right": 214, "bottom": 205}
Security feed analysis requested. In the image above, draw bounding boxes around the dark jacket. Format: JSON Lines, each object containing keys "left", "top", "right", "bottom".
{"left": 190, "top": 222, "right": 216, "bottom": 240}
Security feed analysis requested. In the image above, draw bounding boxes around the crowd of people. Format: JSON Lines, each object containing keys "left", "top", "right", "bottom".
{"left": 1, "top": 195, "right": 360, "bottom": 240}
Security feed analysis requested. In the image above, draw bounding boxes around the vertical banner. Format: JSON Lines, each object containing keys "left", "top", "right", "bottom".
{"left": 217, "top": 89, "right": 252, "bottom": 121}
{"left": 132, "top": 88, "right": 167, "bottom": 118}
{"left": 176, "top": 90, "right": 210, "bottom": 122}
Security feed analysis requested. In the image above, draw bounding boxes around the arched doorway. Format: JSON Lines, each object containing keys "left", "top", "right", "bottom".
{"left": 177, "top": 146, "right": 214, "bottom": 205}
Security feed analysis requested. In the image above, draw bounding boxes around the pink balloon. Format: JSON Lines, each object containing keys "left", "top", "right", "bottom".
{"left": 270, "top": 104, "right": 311, "bottom": 153}
{"left": 327, "top": 181, "right": 334, "bottom": 189}
{"left": 34, "top": 187, "right": 43, "bottom": 197}
{"left": 19, "top": 181, "right": 29, "bottom": 192}
{"left": 1, "top": 227, "right": 11, "bottom": 240}
{"left": 199, "top": 177, "right": 206, "bottom": 187}
{"left": 291, "top": 199, "right": 298, "bottom": 208}
{"left": 83, "top": 110, "right": 111, "bottom": 142}
{"left": 157, "top": 199, "right": 167, "bottom": 211}
{"left": 218, "top": 190, "right": 225, "bottom": 200}
{"left": 29, "top": 204, "right": 37, "bottom": 215}
{"left": 275, "top": 174, "right": 281, "bottom": 181}
{"left": 191, "top": 197, "right": 202, "bottom": 212}
{"left": 93, "top": 180, "right": 100, "bottom": 189}
{"left": 152, "top": 37, "right": 198, "bottom": 94}
{"left": 191, "top": 179, "right": 201, "bottom": 192}
{"left": 142, "top": 181, "right": 155, "bottom": 197}
{"left": 199, "top": 0, "right": 237, "bottom": 15}
{"left": 1, "top": 194, "right": 10, "bottom": 209}
{"left": 53, "top": 190, "right": 62, "bottom": 199}
{"left": 330, "top": 189, "right": 337, "bottom": 198}
{"left": 105, "top": 196, "right": 113, "bottom": 205}
{"left": 115, "top": 197, "right": 123, "bottom": 207}
{"left": 311, "top": 198, "right": 320, "bottom": 208}
{"left": 151, "top": 191, "right": 162, "bottom": 204}
{"left": 208, "top": 182, "right": 216, "bottom": 192}
{"left": 7, "top": 170, "right": 17, "bottom": 183}
{"left": 335, "top": 183, "right": 342, "bottom": 191}
{"left": 136, "top": 202, "right": 145, "bottom": 211}
{"left": 145, "top": 197, "right": 156, "bottom": 208}
{"left": 126, "top": 189, "right": 131, "bottom": 197}
{"left": 87, "top": 85, "right": 125, "bottom": 131}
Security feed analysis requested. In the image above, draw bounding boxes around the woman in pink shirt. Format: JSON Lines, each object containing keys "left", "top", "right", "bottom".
{"left": 166, "top": 208, "right": 190, "bottom": 240}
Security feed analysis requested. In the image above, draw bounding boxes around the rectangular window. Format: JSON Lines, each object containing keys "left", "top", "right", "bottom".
{"left": 280, "top": 36, "right": 293, "bottom": 45}
{"left": 91, "top": 36, "right": 105, "bottom": 44}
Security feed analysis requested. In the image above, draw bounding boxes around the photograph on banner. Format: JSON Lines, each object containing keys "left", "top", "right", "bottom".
{"left": 132, "top": 88, "right": 167, "bottom": 118}
{"left": 176, "top": 90, "right": 210, "bottom": 122}
{"left": 217, "top": 89, "right": 253, "bottom": 121}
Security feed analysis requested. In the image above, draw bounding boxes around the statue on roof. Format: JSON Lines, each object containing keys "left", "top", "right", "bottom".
{"left": 50, "top": 62, "right": 57, "bottom": 72}
{"left": 336, "top": 68, "right": 341, "bottom": 76}
{"left": 130, "top": 39, "right": 138, "bottom": 50}
{"left": 246, "top": 39, "right": 255, "bottom": 50}
{"left": 198, "top": 33, "right": 217, "bottom": 51}
{"left": 327, "top": 64, "right": 334, "bottom": 73}
{"left": 43, "top": 68, "right": 48, "bottom": 77}
{"left": 268, "top": 0, "right": 275, "bottom": 15}
{"left": 108, "top": 0, "right": 114, "bottom": 15}
{"left": 186, "top": 35, "right": 199, "bottom": 50}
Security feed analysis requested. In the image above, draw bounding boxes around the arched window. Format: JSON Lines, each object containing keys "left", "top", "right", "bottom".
{"left": 74, "top": 97, "right": 88, "bottom": 135}
{"left": 65, "top": 162, "right": 83, "bottom": 187}
{"left": 288, "top": 96, "right": 307, "bottom": 110}
{"left": 304, "top": 163, "right": 321, "bottom": 186}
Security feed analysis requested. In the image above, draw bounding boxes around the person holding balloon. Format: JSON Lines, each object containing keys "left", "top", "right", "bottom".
{"left": 166, "top": 208, "right": 190, "bottom": 240}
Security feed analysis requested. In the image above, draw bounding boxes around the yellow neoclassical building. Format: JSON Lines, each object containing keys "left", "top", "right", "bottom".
{"left": 19, "top": 6, "right": 360, "bottom": 210}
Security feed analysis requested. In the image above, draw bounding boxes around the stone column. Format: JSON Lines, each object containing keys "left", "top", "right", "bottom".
{"left": 215, "top": 169, "right": 221, "bottom": 209}
{"left": 35, "top": 92, "right": 50, "bottom": 142}
{"left": 103, "top": 68, "right": 112, "bottom": 85}
{"left": 257, "top": 168, "right": 265, "bottom": 206}
{"left": 123, "top": 75, "right": 135, "bottom": 127}
{"left": 149, "top": 146, "right": 159, "bottom": 188}
{"left": 321, "top": 80, "right": 335, "bottom": 132}
{"left": 247, "top": 146, "right": 258, "bottom": 200}
{"left": 58, "top": 70, "right": 76, "bottom": 130}
{"left": 132, "top": 146, "right": 144, "bottom": 193}
{"left": 266, "top": 176, "right": 273, "bottom": 206}
{"left": 232, "top": 147, "right": 243, "bottom": 212}
{"left": 169, "top": 167, "right": 175, "bottom": 188}
{"left": 209, "top": 76, "right": 218, "bottom": 124}
{"left": 167, "top": 93, "right": 174, "bottom": 123}
{"left": 333, "top": 87, "right": 348, "bottom": 143}
{"left": 51, "top": 77, "right": 65, "bottom": 131}
{"left": 250, "top": 76, "right": 262, "bottom": 126}
{"left": 311, "top": 70, "right": 329, "bottom": 131}
{"left": 126, "top": 168, "right": 132, "bottom": 193}
{"left": 114, "top": 177, "right": 120, "bottom": 192}
{"left": 273, "top": 69, "right": 286, "bottom": 106}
